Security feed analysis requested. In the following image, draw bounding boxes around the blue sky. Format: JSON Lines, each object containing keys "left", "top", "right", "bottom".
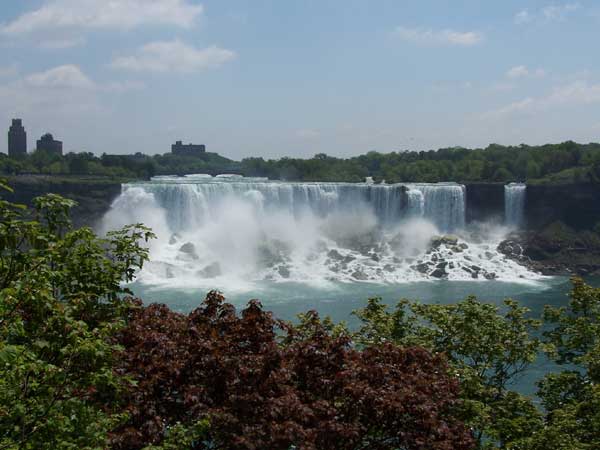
{"left": 1, "top": 0, "right": 599, "bottom": 159}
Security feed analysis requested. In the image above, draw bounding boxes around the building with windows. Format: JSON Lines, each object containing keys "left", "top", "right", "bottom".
{"left": 36, "top": 133, "right": 63, "bottom": 156}
{"left": 7, "top": 119, "right": 27, "bottom": 157}
{"left": 171, "top": 140, "right": 206, "bottom": 156}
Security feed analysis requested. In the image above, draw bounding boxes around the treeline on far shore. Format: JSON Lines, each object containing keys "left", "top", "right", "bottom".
{"left": 3, "top": 140, "right": 600, "bottom": 184}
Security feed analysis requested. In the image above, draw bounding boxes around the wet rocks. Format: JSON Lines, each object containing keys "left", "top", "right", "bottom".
{"left": 178, "top": 242, "right": 199, "bottom": 260}
{"left": 327, "top": 249, "right": 344, "bottom": 261}
{"left": 430, "top": 268, "right": 447, "bottom": 278}
{"left": 198, "top": 262, "right": 221, "bottom": 278}
{"left": 351, "top": 269, "right": 369, "bottom": 280}
{"left": 257, "top": 239, "right": 291, "bottom": 267}
{"left": 277, "top": 265, "right": 291, "bottom": 279}
{"left": 430, "top": 235, "right": 459, "bottom": 248}
{"left": 412, "top": 262, "right": 431, "bottom": 274}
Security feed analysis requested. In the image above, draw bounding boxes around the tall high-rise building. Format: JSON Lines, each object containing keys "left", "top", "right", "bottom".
{"left": 8, "top": 119, "right": 27, "bottom": 157}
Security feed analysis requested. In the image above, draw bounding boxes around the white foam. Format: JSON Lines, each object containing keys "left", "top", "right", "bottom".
{"left": 100, "top": 178, "right": 544, "bottom": 291}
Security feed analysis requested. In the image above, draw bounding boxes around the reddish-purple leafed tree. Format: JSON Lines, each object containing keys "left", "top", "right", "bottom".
{"left": 111, "top": 291, "right": 474, "bottom": 450}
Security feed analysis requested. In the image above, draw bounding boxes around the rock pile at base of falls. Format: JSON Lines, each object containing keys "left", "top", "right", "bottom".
{"left": 177, "top": 242, "right": 199, "bottom": 261}
{"left": 497, "top": 224, "right": 600, "bottom": 276}
{"left": 409, "top": 235, "right": 498, "bottom": 280}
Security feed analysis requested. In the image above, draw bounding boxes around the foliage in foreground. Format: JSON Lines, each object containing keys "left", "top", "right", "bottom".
{"left": 0, "top": 180, "right": 154, "bottom": 449}
{"left": 2, "top": 185, "right": 600, "bottom": 449}
{"left": 112, "top": 295, "right": 473, "bottom": 450}
{"left": 352, "top": 281, "right": 600, "bottom": 449}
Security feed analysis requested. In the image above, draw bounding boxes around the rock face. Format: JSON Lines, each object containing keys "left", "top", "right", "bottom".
{"left": 465, "top": 182, "right": 600, "bottom": 231}
{"left": 498, "top": 223, "right": 600, "bottom": 276}
{"left": 4, "top": 175, "right": 122, "bottom": 229}
{"left": 525, "top": 184, "right": 600, "bottom": 230}
{"left": 465, "top": 183, "right": 505, "bottom": 224}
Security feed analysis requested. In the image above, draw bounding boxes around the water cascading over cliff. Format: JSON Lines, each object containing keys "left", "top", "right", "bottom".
{"left": 101, "top": 176, "right": 538, "bottom": 287}
{"left": 505, "top": 183, "right": 527, "bottom": 228}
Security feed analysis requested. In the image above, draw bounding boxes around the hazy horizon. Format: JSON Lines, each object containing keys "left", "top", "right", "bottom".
{"left": 2, "top": 0, "right": 600, "bottom": 160}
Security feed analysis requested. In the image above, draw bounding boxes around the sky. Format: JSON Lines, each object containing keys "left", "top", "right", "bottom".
{"left": 1, "top": 0, "right": 600, "bottom": 159}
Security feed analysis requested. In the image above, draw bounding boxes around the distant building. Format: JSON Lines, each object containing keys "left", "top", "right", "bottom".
{"left": 36, "top": 133, "right": 63, "bottom": 156}
{"left": 171, "top": 140, "right": 206, "bottom": 157}
{"left": 8, "top": 119, "right": 27, "bottom": 157}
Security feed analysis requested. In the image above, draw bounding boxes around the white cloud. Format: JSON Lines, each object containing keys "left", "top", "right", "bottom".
{"left": 514, "top": 10, "right": 532, "bottom": 24}
{"left": 110, "top": 40, "right": 236, "bottom": 73}
{"left": 506, "top": 65, "right": 529, "bottom": 79}
{"left": 11, "top": 64, "right": 143, "bottom": 93}
{"left": 484, "top": 80, "right": 600, "bottom": 118}
{"left": 393, "top": 26, "right": 483, "bottom": 46}
{"left": 514, "top": 3, "right": 580, "bottom": 24}
{"left": 0, "top": 65, "right": 146, "bottom": 139}
{"left": 103, "top": 80, "right": 146, "bottom": 93}
{"left": 543, "top": 80, "right": 600, "bottom": 105}
{"left": 25, "top": 65, "right": 95, "bottom": 89}
{"left": 1, "top": 0, "right": 203, "bottom": 36}
{"left": 543, "top": 3, "right": 581, "bottom": 20}
{"left": 506, "top": 65, "right": 546, "bottom": 79}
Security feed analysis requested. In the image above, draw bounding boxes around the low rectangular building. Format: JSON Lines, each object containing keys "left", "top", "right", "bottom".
{"left": 36, "top": 133, "right": 63, "bottom": 156}
{"left": 171, "top": 141, "right": 206, "bottom": 157}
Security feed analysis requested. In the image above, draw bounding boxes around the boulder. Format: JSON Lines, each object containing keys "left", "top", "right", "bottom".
{"left": 327, "top": 249, "right": 345, "bottom": 261}
{"left": 430, "top": 235, "right": 459, "bottom": 249}
{"left": 351, "top": 270, "right": 369, "bottom": 281}
{"left": 278, "top": 265, "right": 291, "bottom": 279}
{"left": 430, "top": 268, "right": 447, "bottom": 278}
{"left": 443, "top": 235, "right": 459, "bottom": 245}
{"left": 257, "top": 239, "right": 291, "bottom": 267}
{"left": 178, "top": 242, "right": 199, "bottom": 260}
{"left": 198, "top": 262, "right": 221, "bottom": 278}
{"left": 413, "top": 263, "right": 431, "bottom": 274}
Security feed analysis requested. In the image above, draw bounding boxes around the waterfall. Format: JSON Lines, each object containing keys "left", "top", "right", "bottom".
{"left": 505, "top": 183, "right": 526, "bottom": 228}
{"left": 117, "top": 178, "right": 466, "bottom": 233}
{"left": 408, "top": 183, "right": 466, "bottom": 232}
{"left": 101, "top": 176, "right": 542, "bottom": 286}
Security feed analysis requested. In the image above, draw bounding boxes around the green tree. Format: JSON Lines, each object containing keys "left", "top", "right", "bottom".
{"left": 0, "top": 180, "right": 154, "bottom": 449}
{"left": 353, "top": 296, "right": 543, "bottom": 449}
{"left": 522, "top": 278, "right": 600, "bottom": 449}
